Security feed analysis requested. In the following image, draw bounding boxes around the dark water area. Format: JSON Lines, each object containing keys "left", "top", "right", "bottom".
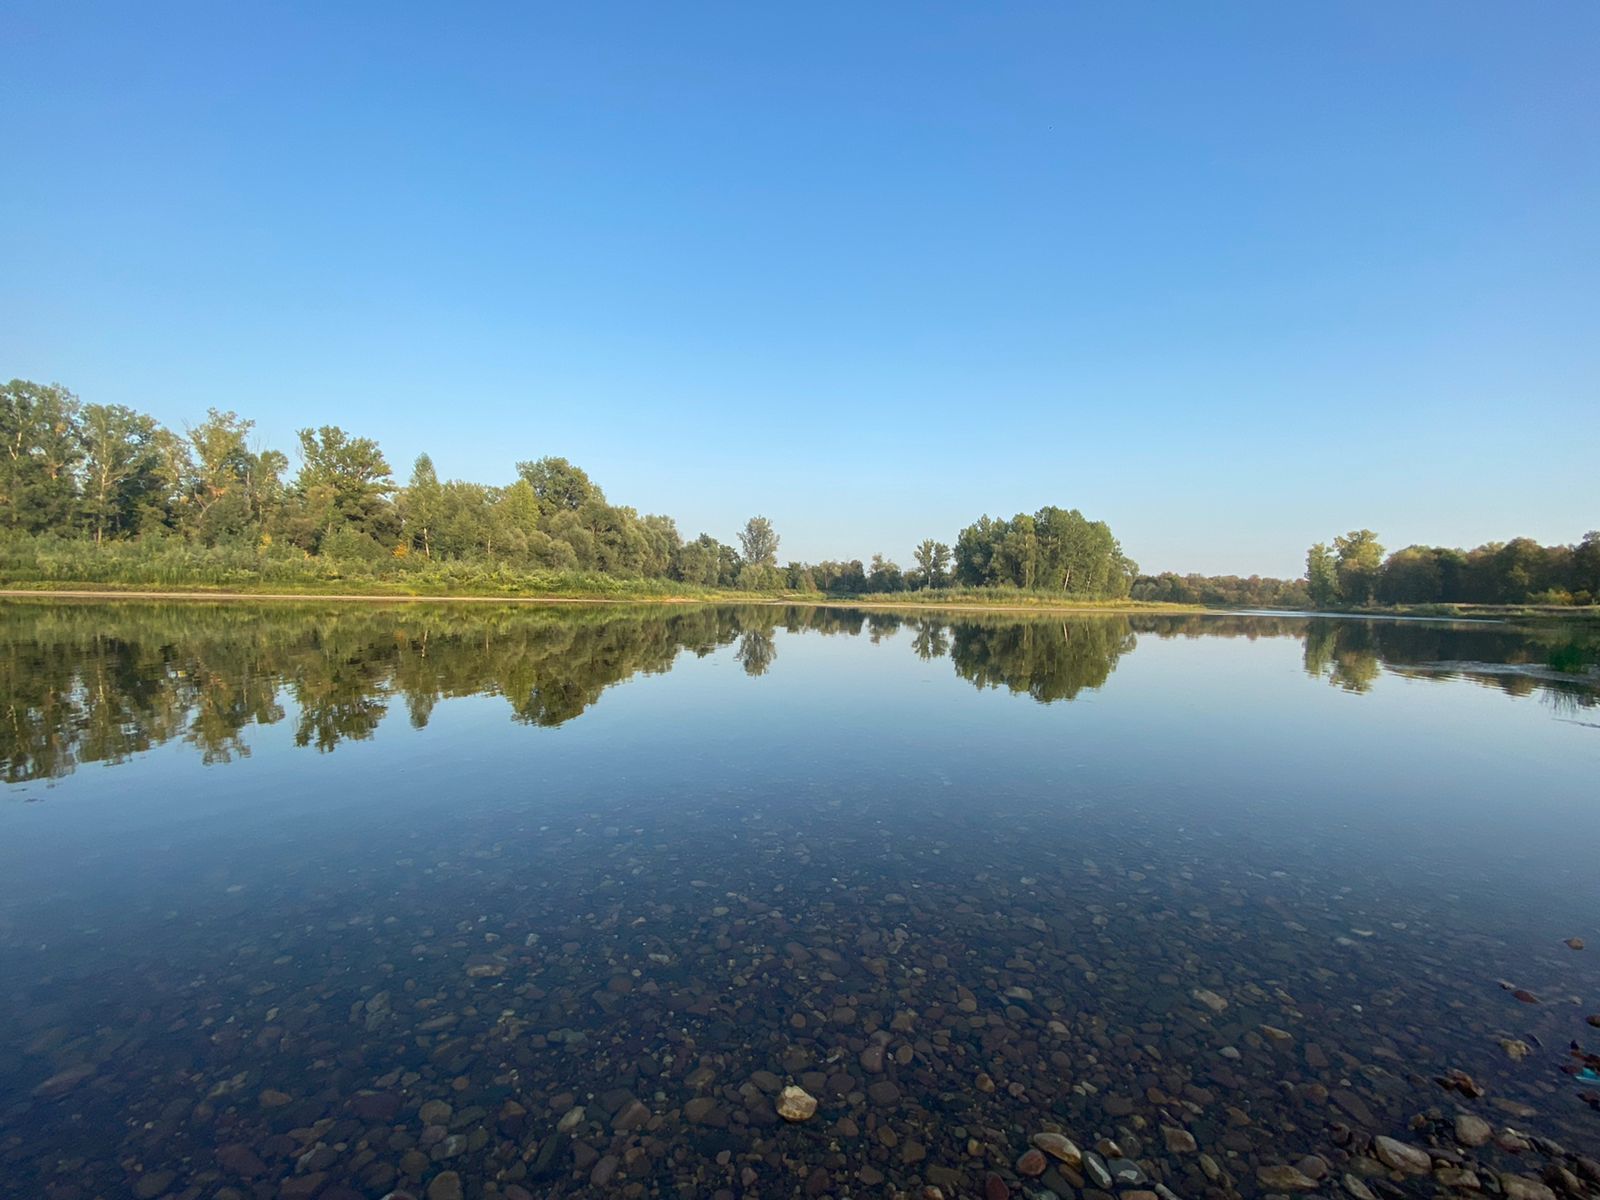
{"left": 1, "top": 601, "right": 1598, "bottom": 1200}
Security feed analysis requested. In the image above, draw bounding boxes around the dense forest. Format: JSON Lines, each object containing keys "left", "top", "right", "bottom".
{"left": 1, "top": 380, "right": 1593, "bottom": 606}
{"left": 1305, "top": 529, "right": 1600, "bottom": 608}
{"left": 0, "top": 380, "right": 1136, "bottom": 598}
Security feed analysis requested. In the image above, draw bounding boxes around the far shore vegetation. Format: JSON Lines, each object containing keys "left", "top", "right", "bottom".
{"left": 2, "top": 379, "right": 1597, "bottom": 615}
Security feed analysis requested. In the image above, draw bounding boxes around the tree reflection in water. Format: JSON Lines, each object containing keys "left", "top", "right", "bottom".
{"left": 1, "top": 602, "right": 1593, "bottom": 783}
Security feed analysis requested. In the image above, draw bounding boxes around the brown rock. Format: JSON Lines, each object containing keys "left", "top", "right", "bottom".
{"left": 1454, "top": 1114, "right": 1492, "bottom": 1147}
{"left": 777, "top": 1086, "right": 817, "bottom": 1122}
{"left": 1193, "top": 988, "right": 1228, "bottom": 1013}
{"left": 280, "top": 1175, "right": 326, "bottom": 1200}
{"left": 1374, "top": 1136, "right": 1432, "bottom": 1175}
{"left": 1162, "top": 1126, "right": 1197, "bottom": 1153}
{"left": 1031, "top": 1133, "right": 1082, "bottom": 1168}
{"left": 1499, "top": 1176, "right": 1556, "bottom": 1200}
{"left": 1016, "top": 1149, "right": 1047, "bottom": 1177}
{"left": 867, "top": 1080, "right": 901, "bottom": 1104}
{"left": 1566, "top": 937, "right": 1584, "bottom": 950}
{"left": 984, "top": 1173, "right": 1008, "bottom": 1200}
{"left": 1257, "top": 1165, "right": 1318, "bottom": 1191}
{"left": 216, "top": 1144, "right": 268, "bottom": 1177}
{"left": 32, "top": 1064, "right": 96, "bottom": 1097}
{"left": 612, "top": 1099, "right": 650, "bottom": 1132}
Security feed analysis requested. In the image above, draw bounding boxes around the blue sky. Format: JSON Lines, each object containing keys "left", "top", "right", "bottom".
{"left": 3, "top": 2, "right": 1596, "bottom": 576}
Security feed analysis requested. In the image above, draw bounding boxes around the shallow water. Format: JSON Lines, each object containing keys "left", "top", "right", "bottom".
{"left": 1, "top": 601, "right": 1597, "bottom": 1200}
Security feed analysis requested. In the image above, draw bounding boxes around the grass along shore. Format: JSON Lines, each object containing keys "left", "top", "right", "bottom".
{"left": 4, "top": 579, "right": 1598, "bottom": 620}
{"left": 0, "top": 580, "right": 1200, "bottom": 613}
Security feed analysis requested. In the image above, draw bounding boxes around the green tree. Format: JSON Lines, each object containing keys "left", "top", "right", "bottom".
{"left": 77, "top": 403, "right": 167, "bottom": 542}
{"left": 1332, "top": 530, "right": 1384, "bottom": 606}
{"left": 866, "top": 553, "right": 905, "bottom": 592}
{"left": 288, "top": 426, "right": 396, "bottom": 550}
{"left": 738, "top": 515, "right": 779, "bottom": 567}
{"left": 516, "top": 456, "right": 602, "bottom": 515}
{"left": 183, "top": 409, "right": 253, "bottom": 541}
{"left": 1376, "top": 546, "right": 1442, "bottom": 605}
{"left": 1573, "top": 531, "right": 1600, "bottom": 602}
{"left": 954, "top": 516, "right": 1002, "bottom": 586}
{"left": 912, "top": 539, "right": 951, "bottom": 589}
{"left": 0, "top": 380, "right": 82, "bottom": 532}
{"left": 399, "top": 453, "right": 443, "bottom": 558}
{"left": 1306, "top": 542, "right": 1339, "bottom": 608}
{"left": 735, "top": 562, "right": 783, "bottom": 591}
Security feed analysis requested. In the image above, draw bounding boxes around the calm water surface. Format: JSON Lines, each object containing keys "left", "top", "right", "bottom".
{"left": 1, "top": 602, "right": 1598, "bottom": 1200}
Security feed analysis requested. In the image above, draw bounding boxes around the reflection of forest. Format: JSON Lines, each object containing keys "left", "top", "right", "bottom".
{"left": 2, "top": 603, "right": 1594, "bottom": 783}
{"left": 1295, "top": 617, "right": 1600, "bottom": 703}
{"left": 948, "top": 618, "right": 1136, "bottom": 702}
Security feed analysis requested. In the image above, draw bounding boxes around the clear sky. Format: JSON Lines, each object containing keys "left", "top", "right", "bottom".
{"left": 3, "top": 3, "right": 1596, "bottom": 577}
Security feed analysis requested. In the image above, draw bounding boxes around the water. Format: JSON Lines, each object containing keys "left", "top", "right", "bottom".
{"left": 1, "top": 601, "right": 1597, "bottom": 1200}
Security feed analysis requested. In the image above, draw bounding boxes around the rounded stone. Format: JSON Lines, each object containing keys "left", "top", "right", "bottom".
{"left": 776, "top": 1085, "right": 817, "bottom": 1122}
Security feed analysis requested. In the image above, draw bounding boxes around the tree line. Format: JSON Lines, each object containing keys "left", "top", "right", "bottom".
{"left": 4, "top": 380, "right": 1593, "bottom": 606}
{"left": 1306, "top": 529, "right": 1600, "bottom": 608}
{"left": 0, "top": 379, "right": 1139, "bottom": 597}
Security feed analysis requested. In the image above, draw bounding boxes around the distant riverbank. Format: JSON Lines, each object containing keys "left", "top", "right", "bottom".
{"left": 6, "top": 583, "right": 1596, "bottom": 621}
{"left": 0, "top": 582, "right": 1201, "bottom": 614}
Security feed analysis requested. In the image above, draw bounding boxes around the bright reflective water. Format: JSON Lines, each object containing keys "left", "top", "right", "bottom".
{"left": 1, "top": 601, "right": 1597, "bottom": 1200}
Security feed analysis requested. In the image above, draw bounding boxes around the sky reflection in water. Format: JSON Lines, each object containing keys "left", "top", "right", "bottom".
{"left": 1, "top": 602, "right": 1597, "bottom": 1200}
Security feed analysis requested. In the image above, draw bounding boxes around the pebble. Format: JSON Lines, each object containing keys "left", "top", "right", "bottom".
{"left": 1374, "top": 1136, "right": 1432, "bottom": 1174}
{"left": 867, "top": 1079, "right": 900, "bottom": 1104}
{"left": 612, "top": 1098, "right": 651, "bottom": 1131}
{"left": 426, "top": 1173, "right": 463, "bottom": 1200}
{"left": 1161, "top": 1126, "right": 1197, "bottom": 1153}
{"left": 1030, "top": 1132, "right": 1082, "bottom": 1168}
{"left": 1454, "top": 1113, "right": 1492, "bottom": 1147}
{"left": 1110, "top": 1160, "right": 1146, "bottom": 1186}
{"left": 1257, "top": 1164, "right": 1319, "bottom": 1191}
{"left": 591, "top": 1155, "right": 620, "bottom": 1186}
{"left": 1499, "top": 1175, "right": 1557, "bottom": 1200}
{"left": 776, "top": 1085, "right": 817, "bottom": 1122}
{"left": 1016, "top": 1149, "right": 1047, "bottom": 1177}
{"left": 1082, "top": 1152, "right": 1113, "bottom": 1189}
{"left": 1192, "top": 987, "right": 1228, "bottom": 1013}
